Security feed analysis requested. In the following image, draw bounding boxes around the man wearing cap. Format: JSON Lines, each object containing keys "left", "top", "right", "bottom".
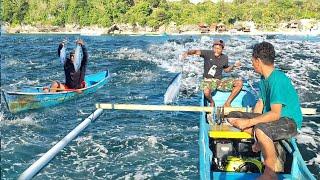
{"left": 182, "top": 39, "right": 242, "bottom": 107}
{"left": 45, "top": 39, "right": 88, "bottom": 92}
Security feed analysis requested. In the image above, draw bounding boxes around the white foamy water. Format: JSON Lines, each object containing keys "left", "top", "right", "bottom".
{"left": 127, "top": 69, "right": 156, "bottom": 83}
{"left": 307, "top": 154, "right": 320, "bottom": 166}
{"left": 296, "top": 133, "right": 317, "bottom": 148}
{"left": 3, "top": 58, "right": 24, "bottom": 67}
{"left": 0, "top": 114, "right": 41, "bottom": 128}
{"left": 107, "top": 36, "right": 320, "bottom": 107}
{"left": 147, "top": 136, "right": 158, "bottom": 147}
{"left": 1, "top": 35, "right": 318, "bottom": 179}
{"left": 0, "top": 111, "right": 5, "bottom": 121}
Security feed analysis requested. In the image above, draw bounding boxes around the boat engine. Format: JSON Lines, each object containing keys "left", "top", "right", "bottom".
{"left": 212, "top": 140, "right": 233, "bottom": 170}
{"left": 211, "top": 139, "right": 262, "bottom": 173}
{"left": 225, "top": 156, "right": 263, "bottom": 173}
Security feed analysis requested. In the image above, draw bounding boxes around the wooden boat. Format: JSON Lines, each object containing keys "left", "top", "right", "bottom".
{"left": 199, "top": 83, "right": 316, "bottom": 180}
{"left": 2, "top": 71, "right": 109, "bottom": 113}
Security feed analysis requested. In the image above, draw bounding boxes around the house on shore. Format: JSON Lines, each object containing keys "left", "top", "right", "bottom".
{"left": 216, "top": 23, "right": 227, "bottom": 32}
{"left": 286, "top": 20, "right": 301, "bottom": 29}
{"left": 284, "top": 19, "right": 319, "bottom": 31}
{"left": 198, "top": 23, "right": 210, "bottom": 33}
{"left": 233, "top": 21, "right": 255, "bottom": 32}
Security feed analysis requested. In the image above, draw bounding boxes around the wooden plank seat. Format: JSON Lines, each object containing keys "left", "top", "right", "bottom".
{"left": 208, "top": 123, "right": 252, "bottom": 139}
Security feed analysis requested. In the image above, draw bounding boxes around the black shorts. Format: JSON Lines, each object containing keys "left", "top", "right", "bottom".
{"left": 227, "top": 111, "right": 298, "bottom": 141}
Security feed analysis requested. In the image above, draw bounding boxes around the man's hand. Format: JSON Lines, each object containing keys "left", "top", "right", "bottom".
{"left": 76, "top": 39, "right": 85, "bottom": 46}
{"left": 181, "top": 52, "right": 188, "bottom": 60}
{"left": 60, "top": 41, "right": 65, "bottom": 47}
{"left": 234, "top": 60, "right": 241, "bottom": 68}
{"left": 181, "top": 50, "right": 201, "bottom": 60}
{"left": 224, "top": 60, "right": 241, "bottom": 73}
{"left": 228, "top": 118, "right": 251, "bottom": 130}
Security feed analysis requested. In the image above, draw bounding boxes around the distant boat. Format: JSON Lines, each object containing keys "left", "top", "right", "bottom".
{"left": 2, "top": 71, "right": 109, "bottom": 113}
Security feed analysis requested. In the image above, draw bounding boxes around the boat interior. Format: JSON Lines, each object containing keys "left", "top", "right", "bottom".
{"left": 205, "top": 88, "right": 295, "bottom": 177}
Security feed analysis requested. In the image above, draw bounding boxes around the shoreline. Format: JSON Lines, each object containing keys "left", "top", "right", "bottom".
{"left": 1, "top": 25, "right": 319, "bottom": 37}
{"left": 2, "top": 30, "right": 319, "bottom": 37}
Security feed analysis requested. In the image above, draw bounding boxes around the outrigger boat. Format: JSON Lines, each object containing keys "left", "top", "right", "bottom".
{"left": 2, "top": 71, "right": 109, "bottom": 113}
{"left": 199, "top": 83, "right": 316, "bottom": 179}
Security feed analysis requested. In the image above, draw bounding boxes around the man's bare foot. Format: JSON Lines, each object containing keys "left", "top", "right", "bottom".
{"left": 258, "top": 173, "right": 278, "bottom": 180}
{"left": 258, "top": 166, "right": 278, "bottom": 180}
{"left": 252, "top": 141, "right": 261, "bottom": 152}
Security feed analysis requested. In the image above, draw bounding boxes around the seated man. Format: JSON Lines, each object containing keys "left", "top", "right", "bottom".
{"left": 182, "top": 39, "right": 242, "bottom": 107}
{"left": 228, "top": 42, "right": 302, "bottom": 180}
{"left": 45, "top": 39, "right": 88, "bottom": 92}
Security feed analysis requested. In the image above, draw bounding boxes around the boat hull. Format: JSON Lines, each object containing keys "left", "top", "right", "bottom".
{"left": 199, "top": 84, "right": 315, "bottom": 180}
{"left": 2, "top": 71, "right": 109, "bottom": 113}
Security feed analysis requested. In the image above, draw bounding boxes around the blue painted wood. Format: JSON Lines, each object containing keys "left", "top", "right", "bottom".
{"left": 199, "top": 83, "right": 315, "bottom": 180}
{"left": 2, "top": 71, "right": 109, "bottom": 113}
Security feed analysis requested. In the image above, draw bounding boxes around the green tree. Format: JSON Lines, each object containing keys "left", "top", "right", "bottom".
{"left": 1, "top": 0, "right": 320, "bottom": 30}
{"left": 3, "top": 0, "right": 29, "bottom": 25}
{"left": 123, "top": 1, "right": 152, "bottom": 25}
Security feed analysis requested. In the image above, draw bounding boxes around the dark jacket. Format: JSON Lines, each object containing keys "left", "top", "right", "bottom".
{"left": 58, "top": 44, "right": 88, "bottom": 89}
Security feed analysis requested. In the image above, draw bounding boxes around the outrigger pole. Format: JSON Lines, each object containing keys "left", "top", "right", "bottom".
{"left": 18, "top": 108, "right": 103, "bottom": 180}
{"left": 95, "top": 103, "right": 317, "bottom": 115}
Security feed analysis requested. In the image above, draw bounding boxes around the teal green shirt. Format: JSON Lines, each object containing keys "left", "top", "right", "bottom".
{"left": 259, "top": 69, "right": 303, "bottom": 129}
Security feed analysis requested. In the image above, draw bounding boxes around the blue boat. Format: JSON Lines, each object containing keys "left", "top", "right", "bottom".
{"left": 2, "top": 71, "right": 109, "bottom": 113}
{"left": 199, "top": 83, "right": 316, "bottom": 180}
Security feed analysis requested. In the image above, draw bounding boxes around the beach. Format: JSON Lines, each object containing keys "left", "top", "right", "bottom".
{"left": 2, "top": 23, "right": 319, "bottom": 36}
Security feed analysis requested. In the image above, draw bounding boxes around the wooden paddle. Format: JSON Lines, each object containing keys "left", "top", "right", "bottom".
{"left": 95, "top": 103, "right": 317, "bottom": 115}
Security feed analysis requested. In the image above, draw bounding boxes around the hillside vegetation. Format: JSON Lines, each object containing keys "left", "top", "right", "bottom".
{"left": 1, "top": 0, "right": 320, "bottom": 30}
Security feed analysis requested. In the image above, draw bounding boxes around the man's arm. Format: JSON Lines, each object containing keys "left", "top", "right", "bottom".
{"left": 182, "top": 50, "right": 201, "bottom": 59}
{"left": 81, "top": 45, "right": 88, "bottom": 64}
{"left": 223, "top": 60, "right": 241, "bottom": 73}
{"left": 253, "top": 98, "right": 263, "bottom": 113}
{"left": 57, "top": 43, "right": 64, "bottom": 57}
{"left": 228, "top": 103, "right": 282, "bottom": 130}
{"left": 76, "top": 39, "right": 88, "bottom": 65}
{"left": 248, "top": 103, "right": 282, "bottom": 126}
{"left": 223, "top": 65, "right": 234, "bottom": 73}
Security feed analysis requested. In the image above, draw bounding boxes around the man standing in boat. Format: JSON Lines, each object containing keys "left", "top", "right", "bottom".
{"left": 45, "top": 39, "right": 88, "bottom": 92}
{"left": 182, "top": 39, "right": 242, "bottom": 107}
{"left": 228, "top": 42, "right": 302, "bottom": 180}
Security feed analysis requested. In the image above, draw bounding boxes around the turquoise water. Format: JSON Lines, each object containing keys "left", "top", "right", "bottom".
{"left": 1, "top": 34, "right": 319, "bottom": 179}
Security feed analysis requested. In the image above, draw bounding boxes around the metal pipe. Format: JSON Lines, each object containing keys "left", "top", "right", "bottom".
{"left": 18, "top": 108, "right": 103, "bottom": 180}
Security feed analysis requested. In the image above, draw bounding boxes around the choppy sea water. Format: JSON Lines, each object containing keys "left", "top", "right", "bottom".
{"left": 0, "top": 34, "right": 319, "bottom": 179}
